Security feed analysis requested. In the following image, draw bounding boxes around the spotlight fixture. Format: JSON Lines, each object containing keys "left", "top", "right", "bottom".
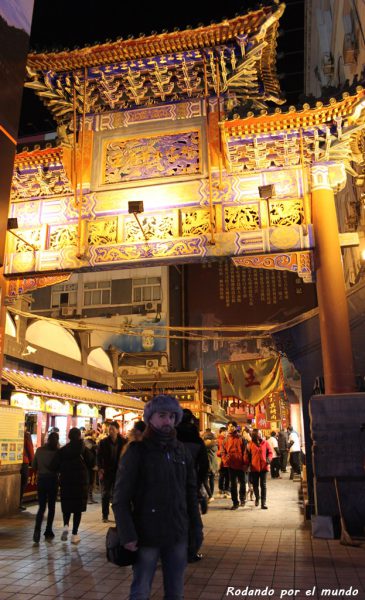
{"left": 258, "top": 184, "right": 275, "bottom": 199}
{"left": 127, "top": 201, "right": 148, "bottom": 241}
{"left": 7, "top": 218, "right": 18, "bottom": 229}
{"left": 128, "top": 200, "right": 144, "bottom": 214}
{"left": 7, "top": 217, "right": 37, "bottom": 251}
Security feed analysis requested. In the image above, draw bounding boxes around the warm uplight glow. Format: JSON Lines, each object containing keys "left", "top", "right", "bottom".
{"left": 361, "top": 249, "right": 365, "bottom": 262}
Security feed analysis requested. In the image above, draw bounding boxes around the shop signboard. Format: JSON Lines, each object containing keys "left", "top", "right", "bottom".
{"left": 105, "top": 407, "right": 122, "bottom": 420}
{"left": 45, "top": 399, "right": 73, "bottom": 415}
{"left": 11, "top": 392, "right": 45, "bottom": 412}
{"left": 0, "top": 405, "right": 24, "bottom": 466}
{"left": 76, "top": 404, "right": 99, "bottom": 418}
{"left": 266, "top": 394, "right": 281, "bottom": 422}
{"left": 256, "top": 412, "right": 271, "bottom": 430}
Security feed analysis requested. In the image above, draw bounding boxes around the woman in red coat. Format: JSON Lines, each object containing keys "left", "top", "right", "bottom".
{"left": 245, "top": 429, "right": 273, "bottom": 509}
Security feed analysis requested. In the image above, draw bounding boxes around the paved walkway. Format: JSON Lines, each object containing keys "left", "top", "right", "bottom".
{"left": 0, "top": 473, "right": 364, "bottom": 600}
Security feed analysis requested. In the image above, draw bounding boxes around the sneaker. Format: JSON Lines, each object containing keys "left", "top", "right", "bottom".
{"left": 240, "top": 500, "right": 246, "bottom": 507}
{"left": 61, "top": 526, "right": 69, "bottom": 541}
{"left": 261, "top": 504, "right": 268, "bottom": 510}
{"left": 230, "top": 503, "right": 239, "bottom": 510}
{"left": 102, "top": 517, "right": 109, "bottom": 523}
{"left": 224, "top": 493, "right": 230, "bottom": 499}
{"left": 188, "top": 552, "right": 203, "bottom": 563}
{"left": 208, "top": 496, "right": 215, "bottom": 503}
{"left": 71, "top": 534, "right": 80, "bottom": 545}
{"left": 255, "top": 499, "right": 259, "bottom": 507}
{"left": 33, "top": 529, "right": 40, "bottom": 543}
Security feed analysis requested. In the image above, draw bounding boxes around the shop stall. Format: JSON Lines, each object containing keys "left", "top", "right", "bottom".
{"left": 119, "top": 369, "right": 218, "bottom": 430}
{"left": 2, "top": 367, "right": 144, "bottom": 499}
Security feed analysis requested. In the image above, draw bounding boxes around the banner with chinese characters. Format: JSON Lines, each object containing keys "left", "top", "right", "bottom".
{"left": 226, "top": 398, "right": 256, "bottom": 418}
{"left": 186, "top": 260, "right": 317, "bottom": 385}
{"left": 217, "top": 357, "right": 283, "bottom": 406}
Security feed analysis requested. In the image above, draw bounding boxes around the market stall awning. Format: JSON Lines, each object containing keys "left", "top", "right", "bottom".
{"left": 120, "top": 370, "right": 199, "bottom": 392}
{"left": 2, "top": 367, "right": 144, "bottom": 411}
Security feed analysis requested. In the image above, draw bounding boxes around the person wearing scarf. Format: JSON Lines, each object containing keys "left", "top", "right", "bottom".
{"left": 113, "top": 394, "right": 203, "bottom": 600}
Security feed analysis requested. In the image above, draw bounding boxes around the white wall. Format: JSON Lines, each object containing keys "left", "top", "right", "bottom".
{"left": 26, "top": 321, "right": 82, "bottom": 361}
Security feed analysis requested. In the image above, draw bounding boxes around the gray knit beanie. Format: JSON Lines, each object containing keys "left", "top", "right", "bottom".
{"left": 143, "top": 394, "right": 183, "bottom": 426}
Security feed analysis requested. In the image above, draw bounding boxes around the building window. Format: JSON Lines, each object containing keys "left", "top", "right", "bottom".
{"left": 84, "top": 281, "right": 111, "bottom": 306}
{"left": 51, "top": 284, "right": 77, "bottom": 308}
{"left": 132, "top": 277, "right": 161, "bottom": 303}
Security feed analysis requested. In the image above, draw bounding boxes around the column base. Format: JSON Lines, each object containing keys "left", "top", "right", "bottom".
{"left": 310, "top": 394, "right": 365, "bottom": 535}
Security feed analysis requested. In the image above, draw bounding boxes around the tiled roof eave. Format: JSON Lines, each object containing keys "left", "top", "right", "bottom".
{"left": 221, "top": 86, "right": 365, "bottom": 136}
{"left": 26, "top": 7, "right": 279, "bottom": 73}
{"left": 14, "top": 146, "right": 64, "bottom": 169}
{"left": 2, "top": 368, "right": 144, "bottom": 411}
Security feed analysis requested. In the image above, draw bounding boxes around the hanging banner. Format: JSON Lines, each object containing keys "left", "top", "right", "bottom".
{"left": 217, "top": 357, "right": 283, "bottom": 406}
{"left": 266, "top": 392, "right": 281, "bottom": 422}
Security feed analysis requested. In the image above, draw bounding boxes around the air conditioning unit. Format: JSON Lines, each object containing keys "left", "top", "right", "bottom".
{"left": 343, "top": 34, "right": 357, "bottom": 65}
{"left": 145, "top": 301, "right": 161, "bottom": 312}
{"left": 146, "top": 359, "right": 159, "bottom": 369}
{"left": 60, "top": 307, "right": 75, "bottom": 317}
{"left": 321, "top": 52, "right": 334, "bottom": 75}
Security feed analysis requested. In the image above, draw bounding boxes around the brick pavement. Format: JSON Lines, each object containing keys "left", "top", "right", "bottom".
{"left": 0, "top": 472, "right": 364, "bottom": 600}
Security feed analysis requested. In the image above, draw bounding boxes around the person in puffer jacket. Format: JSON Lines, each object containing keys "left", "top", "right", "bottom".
{"left": 245, "top": 429, "right": 273, "bottom": 510}
{"left": 222, "top": 421, "right": 248, "bottom": 510}
{"left": 113, "top": 395, "right": 202, "bottom": 600}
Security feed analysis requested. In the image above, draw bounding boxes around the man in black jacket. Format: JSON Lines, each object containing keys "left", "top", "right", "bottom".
{"left": 113, "top": 395, "right": 203, "bottom": 600}
{"left": 97, "top": 421, "right": 126, "bottom": 522}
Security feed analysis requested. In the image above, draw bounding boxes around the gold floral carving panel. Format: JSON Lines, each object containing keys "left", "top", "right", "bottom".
{"left": 224, "top": 204, "right": 260, "bottom": 231}
{"left": 87, "top": 219, "right": 118, "bottom": 246}
{"left": 181, "top": 209, "right": 212, "bottom": 237}
{"left": 269, "top": 200, "right": 304, "bottom": 226}
{"left": 49, "top": 225, "right": 78, "bottom": 249}
{"left": 124, "top": 213, "right": 178, "bottom": 242}
{"left": 11, "top": 166, "right": 72, "bottom": 200}
{"left": 103, "top": 130, "right": 201, "bottom": 184}
{"left": 14, "top": 229, "right": 42, "bottom": 253}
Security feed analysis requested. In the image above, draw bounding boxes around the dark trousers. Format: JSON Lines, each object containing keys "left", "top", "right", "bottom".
{"left": 101, "top": 478, "right": 115, "bottom": 518}
{"left": 63, "top": 511, "right": 82, "bottom": 535}
{"left": 229, "top": 468, "right": 246, "bottom": 505}
{"left": 20, "top": 463, "right": 29, "bottom": 504}
{"left": 289, "top": 451, "right": 301, "bottom": 475}
{"left": 130, "top": 541, "right": 187, "bottom": 600}
{"left": 270, "top": 457, "right": 281, "bottom": 478}
{"left": 251, "top": 471, "right": 268, "bottom": 506}
{"left": 35, "top": 476, "right": 58, "bottom": 533}
{"left": 279, "top": 450, "right": 288, "bottom": 472}
{"left": 218, "top": 466, "right": 230, "bottom": 492}
{"left": 88, "top": 469, "right": 96, "bottom": 499}
{"left": 203, "top": 471, "right": 215, "bottom": 498}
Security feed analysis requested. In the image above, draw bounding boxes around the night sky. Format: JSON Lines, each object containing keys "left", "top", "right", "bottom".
{"left": 18, "top": 0, "right": 305, "bottom": 137}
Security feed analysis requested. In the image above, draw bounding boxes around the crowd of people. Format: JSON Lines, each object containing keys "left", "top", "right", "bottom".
{"left": 24, "top": 396, "right": 302, "bottom": 600}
